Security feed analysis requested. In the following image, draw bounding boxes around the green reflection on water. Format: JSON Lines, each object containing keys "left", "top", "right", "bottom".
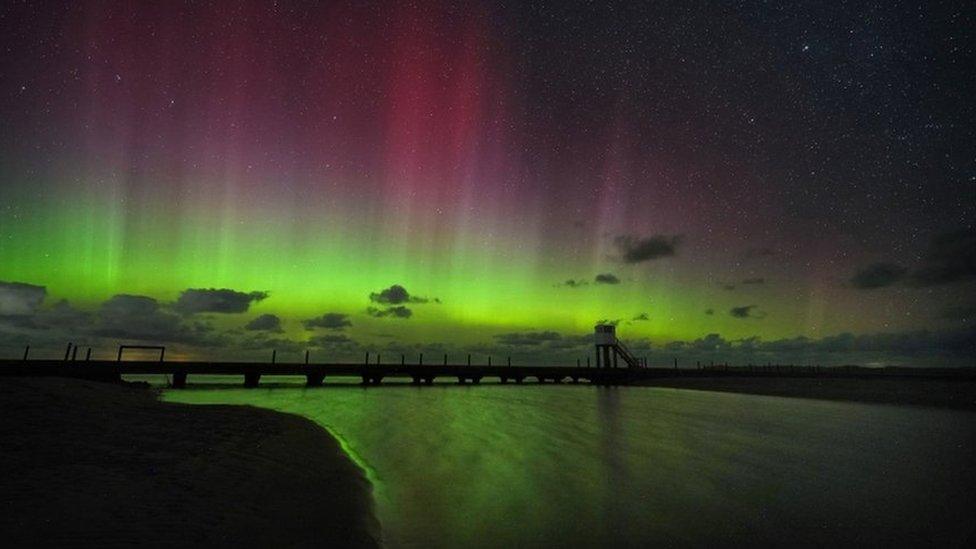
{"left": 162, "top": 380, "right": 976, "bottom": 548}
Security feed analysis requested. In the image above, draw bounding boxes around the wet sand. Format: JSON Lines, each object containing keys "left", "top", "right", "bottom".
{"left": 638, "top": 375, "right": 976, "bottom": 409}
{"left": 0, "top": 377, "right": 379, "bottom": 547}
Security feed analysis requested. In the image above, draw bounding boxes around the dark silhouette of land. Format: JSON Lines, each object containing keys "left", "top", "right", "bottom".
{"left": 0, "top": 377, "right": 379, "bottom": 547}
{"left": 615, "top": 363, "right": 976, "bottom": 408}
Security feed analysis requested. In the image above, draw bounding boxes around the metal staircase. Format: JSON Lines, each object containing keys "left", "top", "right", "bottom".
{"left": 613, "top": 339, "right": 642, "bottom": 369}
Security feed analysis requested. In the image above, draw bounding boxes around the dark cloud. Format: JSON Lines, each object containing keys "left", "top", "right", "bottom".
{"left": 245, "top": 314, "right": 283, "bottom": 332}
{"left": 369, "top": 284, "right": 431, "bottom": 305}
{"left": 0, "top": 314, "right": 42, "bottom": 330}
{"left": 657, "top": 334, "right": 714, "bottom": 352}
{"left": 309, "top": 334, "right": 356, "bottom": 346}
{"left": 614, "top": 234, "right": 681, "bottom": 263}
{"left": 910, "top": 229, "right": 976, "bottom": 286}
{"left": 1, "top": 299, "right": 91, "bottom": 344}
{"left": 632, "top": 313, "right": 650, "bottom": 321}
{"left": 851, "top": 262, "right": 908, "bottom": 289}
{"left": 665, "top": 333, "right": 731, "bottom": 352}
{"left": 594, "top": 273, "right": 620, "bottom": 285}
{"left": 546, "top": 334, "right": 593, "bottom": 350}
{"left": 238, "top": 334, "right": 304, "bottom": 353}
{"left": 559, "top": 279, "right": 589, "bottom": 288}
{"left": 494, "top": 331, "right": 563, "bottom": 346}
{"left": 730, "top": 305, "right": 765, "bottom": 319}
{"left": 40, "top": 300, "right": 92, "bottom": 329}
{"left": 379, "top": 340, "right": 450, "bottom": 356}
{"left": 232, "top": 330, "right": 361, "bottom": 356}
{"left": 656, "top": 329, "right": 976, "bottom": 366}
{"left": 100, "top": 294, "right": 160, "bottom": 317}
{"left": 687, "top": 330, "right": 974, "bottom": 362}
{"left": 174, "top": 288, "right": 268, "bottom": 314}
{"left": 94, "top": 294, "right": 221, "bottom": 345}
{"left": 0, "top": 281, "right": 46, "bottom": 315}
{"left": 367, "top": 306, "right": 412, "bottom": 319}
{"left": 302, "top": 312, "right": 352, "bottom": 330}
{"left": 203, "top": 326, "right": 976, "bottom": 366}
{"left": 625, "top": 337, "right": 653, "bottom": 353}
{"left": 809, "top": 330, "right": 975, "bottom": 357}
{"left": 307, "top": 334, "right": 363, "bottom": 358}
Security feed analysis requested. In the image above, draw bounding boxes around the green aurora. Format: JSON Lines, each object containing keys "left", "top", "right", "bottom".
{"left": 1, "top": 1, "right": 973, "bottom": 366}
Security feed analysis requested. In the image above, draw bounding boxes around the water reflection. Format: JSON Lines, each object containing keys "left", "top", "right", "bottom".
{"left": 164, "top": 382, "right": 976, "bottom": 547}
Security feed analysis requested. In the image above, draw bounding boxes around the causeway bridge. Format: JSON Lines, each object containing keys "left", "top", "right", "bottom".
{"left": 0, "top": 359, "right": 660, "bottom": 387}
{"left": 0, "top": 325, "right": 662, "bottom": 387}
{"left": 5, "top": 327, "right": 971, "bottom": 387}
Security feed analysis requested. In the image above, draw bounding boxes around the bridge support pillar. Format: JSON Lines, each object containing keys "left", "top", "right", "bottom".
{"left": 306, "top": 373, "right": 325, "bottom": 387}
{"left": 172, "top": 372, "right": 187, "bottom": 389}
{"left": 244, "top": 372, "right": 261, "bottom": 388}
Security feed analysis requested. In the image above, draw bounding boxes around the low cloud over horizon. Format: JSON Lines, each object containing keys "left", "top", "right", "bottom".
{"left": 1, "top": 277, "right": 974, "bottom": 367}
{"left": 303, "top": 312, "right": 352, "bottom": 331}
{"left": 850, "top": 229, "right": 976, "bottom": 290}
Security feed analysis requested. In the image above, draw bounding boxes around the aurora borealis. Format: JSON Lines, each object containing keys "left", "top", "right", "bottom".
{"left": 1, "top": 1, "right": 974, "bottom": 365}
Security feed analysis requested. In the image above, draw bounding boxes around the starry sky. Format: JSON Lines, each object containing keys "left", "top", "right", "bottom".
{"left": 1, "top": 1, "right": 973, "bottom": 366}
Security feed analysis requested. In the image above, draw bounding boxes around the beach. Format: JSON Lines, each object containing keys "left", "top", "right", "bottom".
{"left": 0, "top": 377, "right": 379, "bottom": 548}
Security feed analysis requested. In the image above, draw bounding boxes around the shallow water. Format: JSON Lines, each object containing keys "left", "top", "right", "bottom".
{"left": 162, "top": 380, "right": 976, "bottom": 547}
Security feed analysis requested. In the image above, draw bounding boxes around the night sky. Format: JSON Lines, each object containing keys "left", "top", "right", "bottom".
{"left": 1, "top": 1, "right": 973, "bottom": 365}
